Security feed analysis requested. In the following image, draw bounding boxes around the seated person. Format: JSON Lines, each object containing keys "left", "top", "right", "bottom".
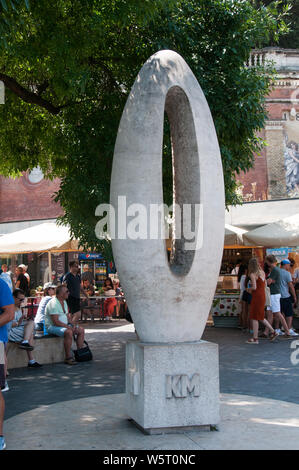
{"left": 8, "top": 289, "right": 42, "bottom": 368}
{"left": 45, "top": 285, "right": 85, "bottom": 365}
{"left": 81, "top": 280, "right": 97, "bottom": 321}
{"left": 34, "top": 282, "right": 57, "bottom": 333}
{"left": 103, "top": 278, "right": 117, "bottom": 321}
{"left": 113, "top": 279, "right": 126, "bottom": 318}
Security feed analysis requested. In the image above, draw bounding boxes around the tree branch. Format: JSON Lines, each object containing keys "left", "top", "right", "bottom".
{"left": 88, "top": 57, "right": 119, "bottom": 89}
{"left": 0, "top": 72, "right": 61, "bottom": 114}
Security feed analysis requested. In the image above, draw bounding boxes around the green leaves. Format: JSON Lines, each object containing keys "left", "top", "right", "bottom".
{"left": 0, "top": 0, "right": 288, "bottom": 252}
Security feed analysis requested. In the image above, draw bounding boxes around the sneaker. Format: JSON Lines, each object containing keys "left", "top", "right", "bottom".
{"left": 0, "top": 436, "right": 6, "bottom": 450}
{"left": 28, "top": 361, "right": 43, "bottom": 368}
{"left": 275, "top": 329, "right": 284, "bottom": 336}
{"left": 18, "top": 342, "right": 34, "bottom": 351}
{"left": 1, "top": 381, "right": 9, "bottom": 392}
{"left": 289, "top": 329, "right": 299, "bottom": 336}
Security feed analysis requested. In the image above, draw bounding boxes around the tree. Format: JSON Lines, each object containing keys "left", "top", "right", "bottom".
{"left": 0, "top": 0, "right": 287, "bottom": 256}
{"left": 260, "top": 0, "right": 299, "bottom": 48}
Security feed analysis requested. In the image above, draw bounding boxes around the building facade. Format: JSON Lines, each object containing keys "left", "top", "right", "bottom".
{"left": 238, "top": 48, "right": 299, "bottom": 201}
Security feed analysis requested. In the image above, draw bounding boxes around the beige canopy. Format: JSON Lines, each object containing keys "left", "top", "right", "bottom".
{"left": 0, "top": 222, "right": 81, "bottom": 254}
{"left": 224, "top": 224, "right": 247, "bottom": 246}
{"left": 243, "top": 214, "right": 299, "bottom": 247}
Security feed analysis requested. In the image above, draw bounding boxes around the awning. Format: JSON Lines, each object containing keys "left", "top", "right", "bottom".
{"left": 0, "top": 222, "right": 81, "bottom": 254}
{"left": 225, "top": 198, "right": 299, "bottom": 230}
{"left": 224, "top": 224, "right": 247, "bottom": 246}
{"left": 243, "top": 214, "right": 299, "bottom": 247}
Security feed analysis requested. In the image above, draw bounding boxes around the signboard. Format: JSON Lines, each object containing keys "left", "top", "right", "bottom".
{"left": 78, "top": 253, "right": 103, "bottom": 260}
{"left": 266, "top": 247, "right": 299, "bottom": 262}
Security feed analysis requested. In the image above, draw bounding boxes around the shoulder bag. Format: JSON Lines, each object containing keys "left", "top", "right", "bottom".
{"left": 73, "top": 340, "right": 93, "bottom": 362}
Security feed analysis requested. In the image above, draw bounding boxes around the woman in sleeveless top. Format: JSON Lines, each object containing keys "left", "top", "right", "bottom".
{"left": 246, "top": 258, "right": 278, "bottom": 344}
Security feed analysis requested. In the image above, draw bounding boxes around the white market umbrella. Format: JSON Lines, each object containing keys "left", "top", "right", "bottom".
{"left": 243, "top": 214, "right": 299, "bottom": 247}
{"left": 224, "top": 224, "right": 247, "bottom": 246}
{"left": 0, "top": 222, "right": 80, "bottom": 254}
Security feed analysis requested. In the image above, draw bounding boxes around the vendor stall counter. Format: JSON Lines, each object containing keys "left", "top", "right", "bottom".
{"left": 211, "top": 275, "right": 241, "bottom": 327}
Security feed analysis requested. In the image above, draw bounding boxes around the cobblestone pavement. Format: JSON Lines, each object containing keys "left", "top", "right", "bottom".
{"left": 4, "top": 321, "right": 299, "bottom": 421}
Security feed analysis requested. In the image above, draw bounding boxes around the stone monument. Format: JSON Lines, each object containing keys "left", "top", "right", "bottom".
{"left": 110, "top": 50, "right": 225, "bottom": 433}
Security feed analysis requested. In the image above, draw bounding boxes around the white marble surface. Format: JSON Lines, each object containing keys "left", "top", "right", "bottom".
{"left": 126, "top": 340, "right": 220, "bottom": 430}
{"left": 110, "top": 50, "right": 225, "bottom": 343}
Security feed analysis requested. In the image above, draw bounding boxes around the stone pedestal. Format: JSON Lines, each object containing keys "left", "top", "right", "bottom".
{"left": 126, "top": 340, "right": 220, "bottom": 434}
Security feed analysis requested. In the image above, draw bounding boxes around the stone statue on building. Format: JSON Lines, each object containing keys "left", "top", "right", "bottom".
{"left": 284, "top": 137, "right": 299, "bottom": 196}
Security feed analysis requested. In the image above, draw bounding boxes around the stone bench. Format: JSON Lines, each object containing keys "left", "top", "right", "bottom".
{"left": 6, "top": 335, "right": 65, "bottom": 369}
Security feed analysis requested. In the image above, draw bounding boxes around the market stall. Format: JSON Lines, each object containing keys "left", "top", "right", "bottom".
{"left": 211, "top": 225, "right": 264, "bottom": 327}
{"left": 0, "top": 222, "right": 82, "bottom": 285}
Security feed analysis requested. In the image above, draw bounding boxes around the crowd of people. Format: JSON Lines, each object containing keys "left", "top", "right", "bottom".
{"left": 237, "top": 255, "right": 299, "bottom": 344}
{"left": 2, "top": 253, "right": 296, "bottom": 449}
{"left": 0, "top": 260, "right": 125, "bottom": 450}
{"left": 0, "top": 263, "right": 30, "bottom": 295}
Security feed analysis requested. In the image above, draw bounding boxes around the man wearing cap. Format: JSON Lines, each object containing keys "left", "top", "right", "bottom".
{"left": 280, "top": 259, "right": 298, "bottom": 336}
{"left": 34, "top": 283, "right": 57, "bottom": 334}
{"left": 265, "top": 254, "right": 292, "bottom": 337}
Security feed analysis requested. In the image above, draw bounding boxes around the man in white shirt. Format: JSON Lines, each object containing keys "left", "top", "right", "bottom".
{"left": 231, "top": 259, "right": 242, "bottom": 275}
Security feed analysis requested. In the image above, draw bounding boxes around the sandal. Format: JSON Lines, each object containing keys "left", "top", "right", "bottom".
{"left": 246, "top": 338, "right": 259, "bottom": 344}
{"left": 64, "top": 357, "right": 77, "bottom": 365}
{"left": 259, "top": 333, "right": 269, "bottom": 339}
{"left": 269, "top": 331, "right": 278, "bottom": 341}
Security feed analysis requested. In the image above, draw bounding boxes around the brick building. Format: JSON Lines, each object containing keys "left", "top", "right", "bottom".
{"left": 238, "top": 48, "right": 299, "bottom": 202}
{"left": 0, "top": 168, "right": 65, "bottom": 286}
{"left": 0, "top": 168, "right": 63, "bottom": 235}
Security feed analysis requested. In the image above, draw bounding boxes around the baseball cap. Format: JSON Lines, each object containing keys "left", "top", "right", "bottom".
{"left": 18, "top": 264, "right": 28, "bottom": 269}
{"left": 43, "top": 282, "right": 57, "bottom": 290}
{"left": 281, "top": 259, "right": 291, "bottom": 265}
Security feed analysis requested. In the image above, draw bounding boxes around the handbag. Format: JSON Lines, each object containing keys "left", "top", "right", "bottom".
{"left": 73, "top": 340, "right": 93, "bottom": 362}
{"left": 242, "top": 290, "right": 252, "bottom": 304}
{"left": 265, "top": 285, "right": 271, "bottom": 307}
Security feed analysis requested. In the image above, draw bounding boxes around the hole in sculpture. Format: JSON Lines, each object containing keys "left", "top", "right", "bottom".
{"left": 163, "top": 86, "right": 200, "bottom": 277}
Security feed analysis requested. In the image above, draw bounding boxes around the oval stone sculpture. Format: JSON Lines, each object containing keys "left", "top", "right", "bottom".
{"left": 110, "top": 50, "right": 225, "bottom": 343}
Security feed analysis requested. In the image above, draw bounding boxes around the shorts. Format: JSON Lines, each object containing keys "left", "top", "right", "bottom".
{"left": 8, "top": 325, "right": 25, "bottom": 343}
{"left": 270, "top": 293, "right": 281, "bottom": 314}
{"left": 0, "top": 341, "right": 5, "bottom": 389}
{"left": 46, "top": 325, "right": 67, "bottom": 337}
{"left": 35, "top": 322, "right": 44, "bottom": 332}
{"left": 67, "top": 296, "right": 81, "bottom": 315}
{"left": 280, "top": 296, "right": 294, "bottom": 318}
